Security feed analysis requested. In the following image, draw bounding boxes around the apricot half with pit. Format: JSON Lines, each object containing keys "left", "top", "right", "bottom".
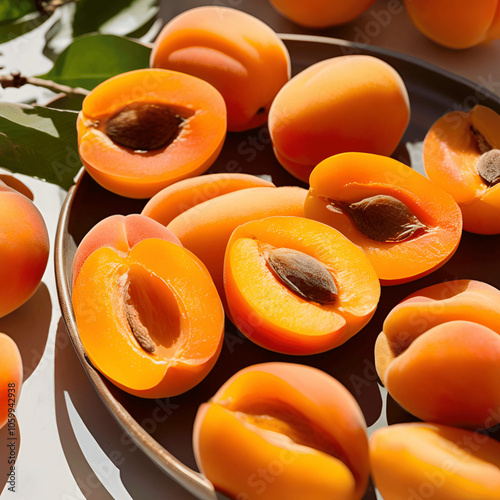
{"left": 72, "top": 238, "right": 224, "bottom": 398}
{"left": 224, "top": 216, "right": 380, "bottom": 354}
{"left": 305, "top": 153, "right": 462, "bottom": 285}
{"left": 193, "top": 362, "right": 370, "bottom": 500}
{"left": 77, "top": 69, "right": 226, "bottom": 199}
{"left": 424, "top": 104, "right": 500, "bottom": 234}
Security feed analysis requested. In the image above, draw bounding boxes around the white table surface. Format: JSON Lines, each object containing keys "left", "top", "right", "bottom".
{"left": 1, "top": 1, "right": 499, "bottom": 499}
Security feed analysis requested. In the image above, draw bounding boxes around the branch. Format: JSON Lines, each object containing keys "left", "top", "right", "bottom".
{"left": 0, "top": 72, "right": 89, "bottom": 96}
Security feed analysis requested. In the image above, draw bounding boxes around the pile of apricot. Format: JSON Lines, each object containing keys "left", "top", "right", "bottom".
{"left": 67, "top": 5, "right": 500, "bottom": 499}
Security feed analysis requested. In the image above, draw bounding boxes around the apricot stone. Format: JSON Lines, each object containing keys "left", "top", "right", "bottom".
{"left": 0, "top": 179, "right": 49, "bottom": 318}
{"left": 268, "top": 55, "right": 410, "bottom": 183}
{"left": 193, "top": 363, "right": 370, "bottom": 500}
{"left": 150, "top": 6, "right": 291, "bottom": 132}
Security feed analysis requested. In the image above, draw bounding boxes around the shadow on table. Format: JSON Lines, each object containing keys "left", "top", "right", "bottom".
{"left": 0, "top": 283, "right": 52, "bottom": 380}
{"left": 53, "top": 318, "right": 196, "bottom": 500}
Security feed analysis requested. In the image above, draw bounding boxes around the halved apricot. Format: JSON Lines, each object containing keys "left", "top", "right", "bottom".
{"left": 0, "top": 334, "right": 22, "bottom": 429}
{"left": 224, "top": 216, "right": 380, "bottom": 354}
{"left": 370, "top": 423, "right": 500, "bottom": 500}
{"left": 71, "top": 214, "right": 181, "bottom": 287}
{"left": 304, "top": 152, "right": 462, "bottom": 285}
{"left": 77, "top": 69, "right": 226, "bottom": 199}
{"left": 193, "top": 362, "right": 370, "bottom": 500}
{"left": 423, "top": 105, "right": 500, "bottom": 234}
{"left": 72, "top": 239, "right": 224, "bottom": 398}
{"left": 164, "top": 186, "right": 307, "bottom": 298}
{"left": 141, "top": 173, "right": 274, "bottom": 226}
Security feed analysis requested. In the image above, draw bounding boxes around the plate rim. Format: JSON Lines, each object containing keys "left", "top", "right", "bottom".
{"left": 55, "top": 33, "right": 500, "bottom": 500}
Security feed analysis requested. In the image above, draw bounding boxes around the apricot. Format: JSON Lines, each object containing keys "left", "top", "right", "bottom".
{"left": 405, "top": 0, "right": 500, "bottom": 49}
{"left": 268, "top": 0, "right": 377, "bottom": 28}
{"left": 142, "top": 173, "right": 274, "bottom": 227}
{"left": 164, "top": 186, "right": 307, "bottom": 298}
{"left": 0, "top": 179, "right": 49, "bottom": 318}
{"left": 376, "top": 280, "right": 500, "bottom": 427}
{"left": 304, "top": 153, "right": 462, "bottom": 285}
{"left": 224, "top": 216, "right": 380, "bottom": 355}
{"left": 72, "top": 238, "right": 224, "bottom": 398}
{"left": 268, "top": 56, "right": 410, "bottom": 183}
{"left": 77, "top": 69, "right": 226, "bottom": 199}
{"left": 150, "top": 6, "right": 291, "bottom": 132}
{"left": 193, "top": 362, "right": 370, "bottom": 500}
{"left": 370, "top": 423, "right": 500, "bottom": 500}
{"left": 71, "top": 214, "right": 181, "bottom": 287}
{"left": 0, "top": 334, "right": 22, "bottom": 429}
{"left": 423, "top": 105, "right": 500, "bottom": 234}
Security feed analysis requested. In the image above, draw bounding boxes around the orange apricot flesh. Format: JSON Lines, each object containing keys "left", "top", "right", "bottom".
{"left": 77, "top": 69, "right": 226, "bottom": 199}
{"left": 141, "top": 173, "right": 274, "bottom": 227}
{"left": 193, "top": 363, "right": 370, "bottom": 500}
{"left": 150, "top": 6, "right": 290, "bottom": 132}
{"left": 423, "top": 104, "right": 500, "bottom": 234}
{"left": 224, "top": 216, "right": 380, "bottom": 355}
{"left": 165, "top": 186, "right": 307, "bottom": 298}
{"left": 0, "top": 334, "right": 22, "bottom": 429}
{"left": 71, "top": 214, "right": 181, "bottom": 287}
{"left": 268, "top": 56, "right": 409, "bottom": 183}
{"left": 72, "top": 239, "right": 224, "bottom": 398}
{"left": 0, "top": 180, "right": 49, "bottom": 318}
{"left": 305, "top": 153, "right": 462, "bottom": 285}
{"left": 370, "top": 423, "right": 500, "bottom": 500}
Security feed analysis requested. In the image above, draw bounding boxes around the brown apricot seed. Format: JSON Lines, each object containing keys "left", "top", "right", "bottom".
{"left": 477, "top": 149, "right": 500, "bottom": 186}
{"left": 124, "top": 289, "right": 156, "bottom": 353}
{"left": 340, "top": 195, "right": 426, "bottom": 243}
{"left": 106, "top": 103, "right": 182, "bottom": 151}
{"left": 265, "top": 247, "right": 337, "bottom": 304}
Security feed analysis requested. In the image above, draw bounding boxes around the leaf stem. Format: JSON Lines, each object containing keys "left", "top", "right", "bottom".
{"left": 0, "top": 72, "right": 89, "bottom": 96}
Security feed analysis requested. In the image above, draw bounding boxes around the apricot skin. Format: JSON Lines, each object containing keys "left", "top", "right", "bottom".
{"left": 193, "top": 363, "right": 370, "bottom": 500}
{"left": 141, "top": 173, "right": 275, "bottom": 227}
{"left": 0, "top": 333, "right": 22, "bottom": 429}
{"left": 268, "top": 56, "right": 410, "bottom": 183}
{"left": 405, "top": 0, "right": 500, "bottom": 49}
{"left": 0, "top": 180, "right": 49, "bottom": 318}
{"left": 370, "top": 423, "right": 500, "bottom": 500}
{"left": 150, "top": 6, "right": 291, "bottom": 132}
{"left": 268, "top": 0, "right": 377, "bottom": 28}
{"left": 71, "top": 214, "right": 181, "bottom": 287}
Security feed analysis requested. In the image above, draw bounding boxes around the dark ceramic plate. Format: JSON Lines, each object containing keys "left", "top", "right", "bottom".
{"left": 55, "top": 34, "right": 500, "bottom": 500}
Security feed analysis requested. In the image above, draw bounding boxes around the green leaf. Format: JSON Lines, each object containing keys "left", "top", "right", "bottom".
{"left": 0, "top": 11, "right": 46, "bottom": 44}
{"left": 0, "top": 0, "right": 37, "bottom": 25}
{"left": 39, "top": 34, "right": 151, "bottom": 90}
{"left": 73, "top": 0, "right": 158, "bottom": 38}
{"left": 0, "top": 103, "right": 79, "bottom": 190}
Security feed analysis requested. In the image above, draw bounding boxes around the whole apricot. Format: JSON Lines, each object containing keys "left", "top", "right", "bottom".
{"left": 268, "top": 0, "right": 377, "bottom": 28}
{"left": 150, "top": 6, "right": 291, "bottom": 132}
{"left": 0, "top": 179, "right": 49, "bottom": 318}
{"left": 268, "top": 55, "right": 410, "bottom": 183}
{"left": 405, "top": 0, "right": 500, "bottom": 49}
